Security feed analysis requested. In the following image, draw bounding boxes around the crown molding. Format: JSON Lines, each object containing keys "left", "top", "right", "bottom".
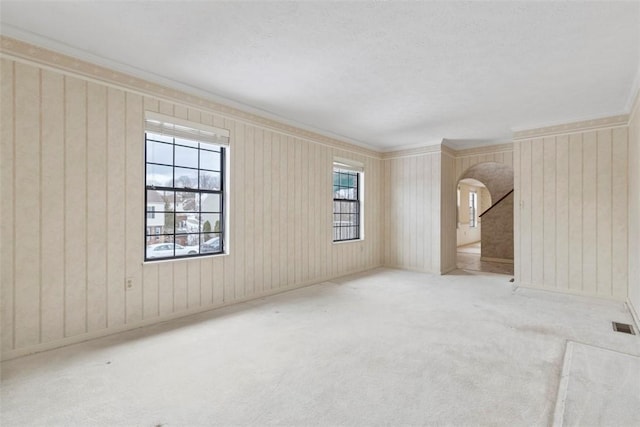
{"left": 381, "top": 143, "right": 444, "bottom": 160}
{"left": 379, "top": 140, "right": 514, "bottom": 160}
{"left": 451, "top": 142, "right": 513, "bottom": 158}
{"left": 0, "top": 35, "right": 382, "bottom": 159}
{"left": 512, "top": 114, "right": 629, "bottom": 141}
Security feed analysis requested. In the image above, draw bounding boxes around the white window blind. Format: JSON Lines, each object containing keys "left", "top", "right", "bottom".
{"left": 145, "top": 111, "right": 230, "bottom": 146}
{"left": 333, "top": 157, "right": 364, "bottom": 172}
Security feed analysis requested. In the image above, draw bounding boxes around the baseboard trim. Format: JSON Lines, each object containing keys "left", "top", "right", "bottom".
{"left": 382, "top": 264, "right": 441, "bottom": 275}
{"left": 517, "top": 282, "right": 626, "bottom": 302}
{"left": 1, "top": 265, "right": 383, "bottom": 362}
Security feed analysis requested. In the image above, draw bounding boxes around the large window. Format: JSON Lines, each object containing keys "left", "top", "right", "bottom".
{"left": 333, "top": 159, "right": 363, "bottom": 242}
{"left": 144, "top": 113, "right": 229, "bottom": 261}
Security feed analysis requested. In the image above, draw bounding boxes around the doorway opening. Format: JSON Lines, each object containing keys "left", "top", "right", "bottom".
{"left": 455, "top": 162, "right": 514, "bottom": 275}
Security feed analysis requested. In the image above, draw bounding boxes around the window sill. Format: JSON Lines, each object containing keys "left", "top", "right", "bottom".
{"left": 142, "top": 252, "right": 229, "bottom": 265}
{"left": 332, "top": 239, "right": 364, "bottom": 245}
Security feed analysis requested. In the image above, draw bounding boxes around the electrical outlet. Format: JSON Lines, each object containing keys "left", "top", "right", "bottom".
{"left": 125, "top": 277, "right": 134, "bottom": 291}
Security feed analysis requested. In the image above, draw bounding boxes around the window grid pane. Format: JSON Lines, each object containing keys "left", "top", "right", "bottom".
{"left": 145, "top": 132, "right": 225, "bottom": 260}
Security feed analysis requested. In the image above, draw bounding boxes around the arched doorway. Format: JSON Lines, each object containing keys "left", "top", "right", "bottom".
{"left": 455, "top": 162, "right": 514, "bottom": 275}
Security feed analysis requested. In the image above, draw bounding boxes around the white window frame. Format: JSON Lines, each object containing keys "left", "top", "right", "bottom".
{"left": 143, "top": 112, "right": 230, "bottom": 262}
{"left": 332, "top": 157, "right": 364, "bottom": 243}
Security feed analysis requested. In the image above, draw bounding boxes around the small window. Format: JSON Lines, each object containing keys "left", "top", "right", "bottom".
{"left": 469, "top": 191, "right": 477, "bottom": 228}
{"left": 333, "top": 158, "right": 363, "bottom": 242}
{"left": 144, "top": 112, "right": 229, "bottom": 261}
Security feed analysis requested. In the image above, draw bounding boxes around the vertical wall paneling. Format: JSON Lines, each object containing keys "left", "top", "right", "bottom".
{"left": 294, "top": 141, "right": 302, "bottom": 283}
{"left": 254, "top": 128, "right": 265, "bottom": 293}
{"left": 424, "top": 156, "right": 433, "bottom": 271}
{"left": 2, "top": 50, "right": 386, "bottom": 360}
{"left": 555, "top": 135, "right": 570, "bottom": 290}
{"left": 596, "top": 129, "right": 613, "bottom": 296}
{"left": 124, "top": 93, "right": 143, "bottom": 323}
{"left": 611, "top": 127, "right": 628, "bottom": 299}
{"left": 277, "top": 133, "right": 288, "bottom": 287}
{"left": 40, "top": 69, "right": 65, "bottom": 343}
{"left": 408, "top": 156, "right": 417, "bottom": 268}
{"left": 13, "top": 63, "right": 41, "bottom": 348}
{"left": 306, "top": 143, "right": 314, "bottom": 279}
{"left": 106, "top": 88, "right": 126, "bottom": 327}
{"left": 234, "top": 122, "right": 246, "bottom": 298}
{"left": 86, "top": 82, "right": 108, "bottom": 331}
{"left": 143, "top": 263, "right": 159, "bottom": 319}
{"left": 416, "top": 156, "right": 425, "bottom": 269}
{"left": 568, "top": 134, "right": 583, "bottom": 292}
{"left": 270, "top": 134, "right": 281, "bottom": 290}
{"left": 262, "top": 131, "right": 273, "bottom": 291}
{"left": 244, "top": 125, "right": 255, "bottom": 296}
{"left": 187, "top": 259, "right": 201, "bottom": 308}
{"left": 286, "top": 137, "right": 295, "bottom": 285}
{"left": 542, "top": 137, "right": 556, "bottom": 287}
{"left": 519, "top": 141, "right": 532, "bottom": 285}
{"left": 515, "top": 125, "right": 629, "bottom": 300}
{"left": 431, "top": 153, "right": 441, "bottom": 271}
{"left": 0, "top": 59, "right": 14, "bottom": 350}
{"left": 582, "top": 132, "right": 597, "bottom": 294}
{"left": 64, "top": 76, "right": 87, "bottom": 338}
{"left": 530, "top": 139, "right": 544, "bottom": 286}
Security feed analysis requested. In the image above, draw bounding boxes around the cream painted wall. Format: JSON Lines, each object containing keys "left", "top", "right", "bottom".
{"left": 628, "top": 91, "right": 640, "bottom": 321}
{"left": 0, "top": 54, "right": 384, "bottom": 360}
{"left": 514, "top": 126, "right": 628, "bottom": 300}
{"left": 383, "top": 145, "right": 512, "bottom": 274}
{"left": 382, "top": 150, "right": 442, "bottom": 273}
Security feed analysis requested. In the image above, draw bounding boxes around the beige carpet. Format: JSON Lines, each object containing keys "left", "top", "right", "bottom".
{"left": 553, "top": 341, "right": 640, "bottom": 427}
{"left": 2, "top": 268, "right": 638, "bottom": 426}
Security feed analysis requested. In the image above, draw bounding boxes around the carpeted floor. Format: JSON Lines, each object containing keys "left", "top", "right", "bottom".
{"left": 1, "top": 268, "right": 638, "bottom": 426}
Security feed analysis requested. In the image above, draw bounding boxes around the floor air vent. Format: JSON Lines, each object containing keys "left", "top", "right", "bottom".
{"left": 612, "top": 322, "right": 635, "bottom": 335}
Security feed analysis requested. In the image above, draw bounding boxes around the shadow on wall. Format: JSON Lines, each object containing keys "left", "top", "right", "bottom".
{"left": 459, "top": 162, "right": 514, "bottom": 263}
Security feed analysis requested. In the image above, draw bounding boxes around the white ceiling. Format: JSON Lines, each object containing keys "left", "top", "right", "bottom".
{"left": 1, "top": 1, "right": 639, "bottom": 151}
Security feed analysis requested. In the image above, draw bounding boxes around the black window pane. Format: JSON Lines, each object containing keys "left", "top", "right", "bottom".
{"left": 146, "top": 235, "right": 175, "bottom": 259}
{"left": 146, "top": 141, "right": 173, "bottom": 165}
{"left": 175, "top": 145, "right": 199, "bottom": 168}
{"left": 201, "top": 193, "right": 221, "bottom": 212}
{"left": 200, "top": 150, "right": 221, "bottom": 171}
{"left": 175, "top": 167, "right": 198, "bottom": 189}
{"left": 199, "top": 171, "right": 221, "bottom": 191}
{"left": 147, "top": 190, "right": 174, "bottom": 212}
{"left": 146, "top": 164, "right": 173, "bottom": 187}
{"left": 176, "top": 192, "right": 200, "bottom": 213}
